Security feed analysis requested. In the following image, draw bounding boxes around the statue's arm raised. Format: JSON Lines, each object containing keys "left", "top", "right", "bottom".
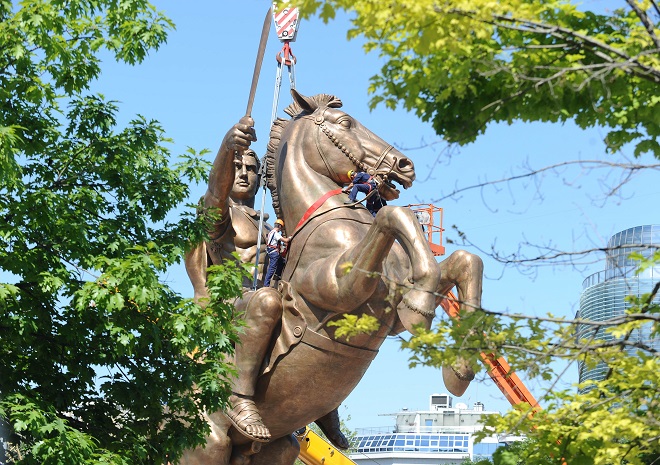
{"left": 204, "top": 116, "right": 257, "bottom": 214}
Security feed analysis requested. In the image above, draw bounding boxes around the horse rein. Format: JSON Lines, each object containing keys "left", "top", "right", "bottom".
{"left": 293, "top": 187, "right": 343, "bottom": 233}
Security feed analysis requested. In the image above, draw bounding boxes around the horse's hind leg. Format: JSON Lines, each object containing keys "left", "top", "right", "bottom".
{"left": 243, "top": 435, "right": 300, "bottom": 465}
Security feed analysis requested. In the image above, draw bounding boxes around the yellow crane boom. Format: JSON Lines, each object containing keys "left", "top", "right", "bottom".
{"left": 295, "top": 427, "right": 357, "bottom": 465}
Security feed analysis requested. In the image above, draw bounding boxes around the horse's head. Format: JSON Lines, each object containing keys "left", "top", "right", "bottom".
{"left": 290, "top": 89, "right": 415, "bottom": 201}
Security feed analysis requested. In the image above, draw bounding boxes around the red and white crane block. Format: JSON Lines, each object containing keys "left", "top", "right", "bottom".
{"left": 273, "top": 4, "right": 300, "bottom": 42}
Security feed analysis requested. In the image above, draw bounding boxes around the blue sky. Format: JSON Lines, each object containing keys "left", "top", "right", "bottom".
{"left": 92, "top": 1, "right": 658, "bottom": 430}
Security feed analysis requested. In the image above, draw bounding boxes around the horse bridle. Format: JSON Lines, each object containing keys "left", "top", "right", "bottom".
{"left": 291, "top": 110, "right": 398, "bottom": 235}
{"left": 303, "top": 109, "right": 398, "bottom": 183}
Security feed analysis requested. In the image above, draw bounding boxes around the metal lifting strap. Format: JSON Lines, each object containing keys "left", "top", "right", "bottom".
{"left": 252, "top": 4, "right": 300, "bottom": 290}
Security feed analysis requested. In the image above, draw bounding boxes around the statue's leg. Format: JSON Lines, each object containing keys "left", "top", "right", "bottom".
{"left": 297, "top": 206, "right": 438, "bottom": 317}
{"left": 226, "top": 287, "right": 283, "bottom": 442}
{"left": 437, "top": 250, "right": 484, "bottom": 396}
{"left": 314, "top": 408, "right": 349, "bottom": 450}
{"left": 179, "top": 411, "right": 232, "bottom": 465}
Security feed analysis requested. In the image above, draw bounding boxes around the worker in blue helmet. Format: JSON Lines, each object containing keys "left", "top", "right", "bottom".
{"left": 344, "top": 170, "right": 386, "bottom": 216}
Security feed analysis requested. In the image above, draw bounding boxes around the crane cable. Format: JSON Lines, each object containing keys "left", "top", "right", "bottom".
{"left": 252, "top": 5, "right": 300, "bottom": 290}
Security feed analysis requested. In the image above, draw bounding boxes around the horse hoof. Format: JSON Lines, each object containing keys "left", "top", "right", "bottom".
{"left": 315, "top": 409, "right": 350, "bottom": 450}
{"left": 401, "top": 289, "right": 435, "bottom": 319}
{"left": 442, "top": 363, "right": 475, "bottom": 396}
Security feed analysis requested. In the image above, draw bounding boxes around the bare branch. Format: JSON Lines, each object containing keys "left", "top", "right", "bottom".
{"left": 498, "top": 340, "right": 657, "bottom": 356}
{"left": 363, "top": 266, "right": 660, "bottom": 329}
{"left": 451, "top": 231, "right": 659, "bottom": 269}
{"left": 506, "top": 43, "right": 570, "bottom": 50}
{"left": 431, "top": 159, "right": 660, "bottom": 203}
{"left": 482, "top": 308, "right": 660, "bottom": 326}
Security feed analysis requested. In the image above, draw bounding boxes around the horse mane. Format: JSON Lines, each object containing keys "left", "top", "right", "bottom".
{"left": 265, "top": 93, "right": 342, "bottom": 220}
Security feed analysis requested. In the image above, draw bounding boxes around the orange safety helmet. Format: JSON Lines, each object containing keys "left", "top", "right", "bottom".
{"left": 275, "top": 219, "right": 285, "bottom": 227}
{"left": 347, "top": 170, "right": 355, "bottom": 179}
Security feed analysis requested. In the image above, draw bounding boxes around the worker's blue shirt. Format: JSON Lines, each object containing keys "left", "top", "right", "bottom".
{"left": 353, "top": 172, "right": 372, "bottom": 185}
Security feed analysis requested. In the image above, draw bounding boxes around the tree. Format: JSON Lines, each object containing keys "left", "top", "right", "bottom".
{"left": 459, "top": 439, "right": 556, "bottom": 465}
{"left": 0, "top": 1, "right": 244, "bottom": 463}
{"left": 289, "top": 0, "right": 659, "bottom": 158}
{"left": 287, "top": 1, "right": 660, "bottom": 463}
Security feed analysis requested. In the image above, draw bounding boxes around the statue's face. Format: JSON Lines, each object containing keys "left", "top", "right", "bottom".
{"left": 231, "top": 151, "right": 259, "bottom": 200}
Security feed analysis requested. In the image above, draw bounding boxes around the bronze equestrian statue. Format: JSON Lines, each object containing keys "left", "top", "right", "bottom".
{"left": 181, "top": 90, "right": 483, "bottom": 465}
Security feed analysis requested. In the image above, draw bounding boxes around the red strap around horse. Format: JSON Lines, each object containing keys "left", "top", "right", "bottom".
{"left": 294, "top": 188, "right": 343, "bottom": 233}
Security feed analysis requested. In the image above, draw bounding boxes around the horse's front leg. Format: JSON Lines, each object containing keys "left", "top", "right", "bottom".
{"left": 437, "top": 250, "right": 484, "bottom": 313}
{"left": 436, "top": 250, "right": 484, "bottom": 397}
{"left": 297, "top": 206, "right": 439, "bottom": 315}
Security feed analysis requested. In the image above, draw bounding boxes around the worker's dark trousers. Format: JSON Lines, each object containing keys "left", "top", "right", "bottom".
{"left": 348, "top": 183, "right": 372, "bottom": 201}
{"left": 264, "top": 249, "right": 284, "bottom": 287}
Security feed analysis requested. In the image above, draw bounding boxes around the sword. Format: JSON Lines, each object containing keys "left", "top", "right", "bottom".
{"left": 246, "top": 6, "right": 272, "bottom": 118}
{"left": 250, "top": 6, "right": 273, "bottom": 289}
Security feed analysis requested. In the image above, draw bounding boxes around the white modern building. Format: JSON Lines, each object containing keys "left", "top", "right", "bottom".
{"left": 349, "top": 394, "right": 522, "bottom": 465}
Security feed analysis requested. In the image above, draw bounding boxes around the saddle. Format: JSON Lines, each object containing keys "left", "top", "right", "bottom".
{"left": 260, "top": 208, "right": 378, "bottom": 376}
{"left": 261, "top": 281, "right": 378, "bottom": 376}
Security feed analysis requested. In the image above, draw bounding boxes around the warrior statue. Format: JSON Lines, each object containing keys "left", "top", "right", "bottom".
{"left": 184, "top": 116, "right": 349, "bottom": 448}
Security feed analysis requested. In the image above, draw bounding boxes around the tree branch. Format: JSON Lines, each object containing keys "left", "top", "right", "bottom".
{"left": 436, "top": 5, "right": 660, "bottom": 83}
{"left": 488, "top": 13, "right": 660, "bottom": 82}
{"left": 651, "top": 0, "right": 660, "bottom": 18}
{"left": 432, "top": 159, "right": 660, "bottom": 203}
{"left": 626, "top": 0, "right": 660, "bottom": 50}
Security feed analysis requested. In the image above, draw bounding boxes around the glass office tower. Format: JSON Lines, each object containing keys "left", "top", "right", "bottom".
{"left": 577, "top": 225, "right": 660, "bottom": 390}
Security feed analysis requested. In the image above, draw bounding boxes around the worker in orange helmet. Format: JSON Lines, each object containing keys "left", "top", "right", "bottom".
{"left": 263, "top": 218, "right": 290, "bottom": 288}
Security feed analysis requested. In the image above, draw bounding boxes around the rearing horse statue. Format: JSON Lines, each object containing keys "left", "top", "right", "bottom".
{"left": 181, "top": 90, "right": 483, "bottom": 465}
